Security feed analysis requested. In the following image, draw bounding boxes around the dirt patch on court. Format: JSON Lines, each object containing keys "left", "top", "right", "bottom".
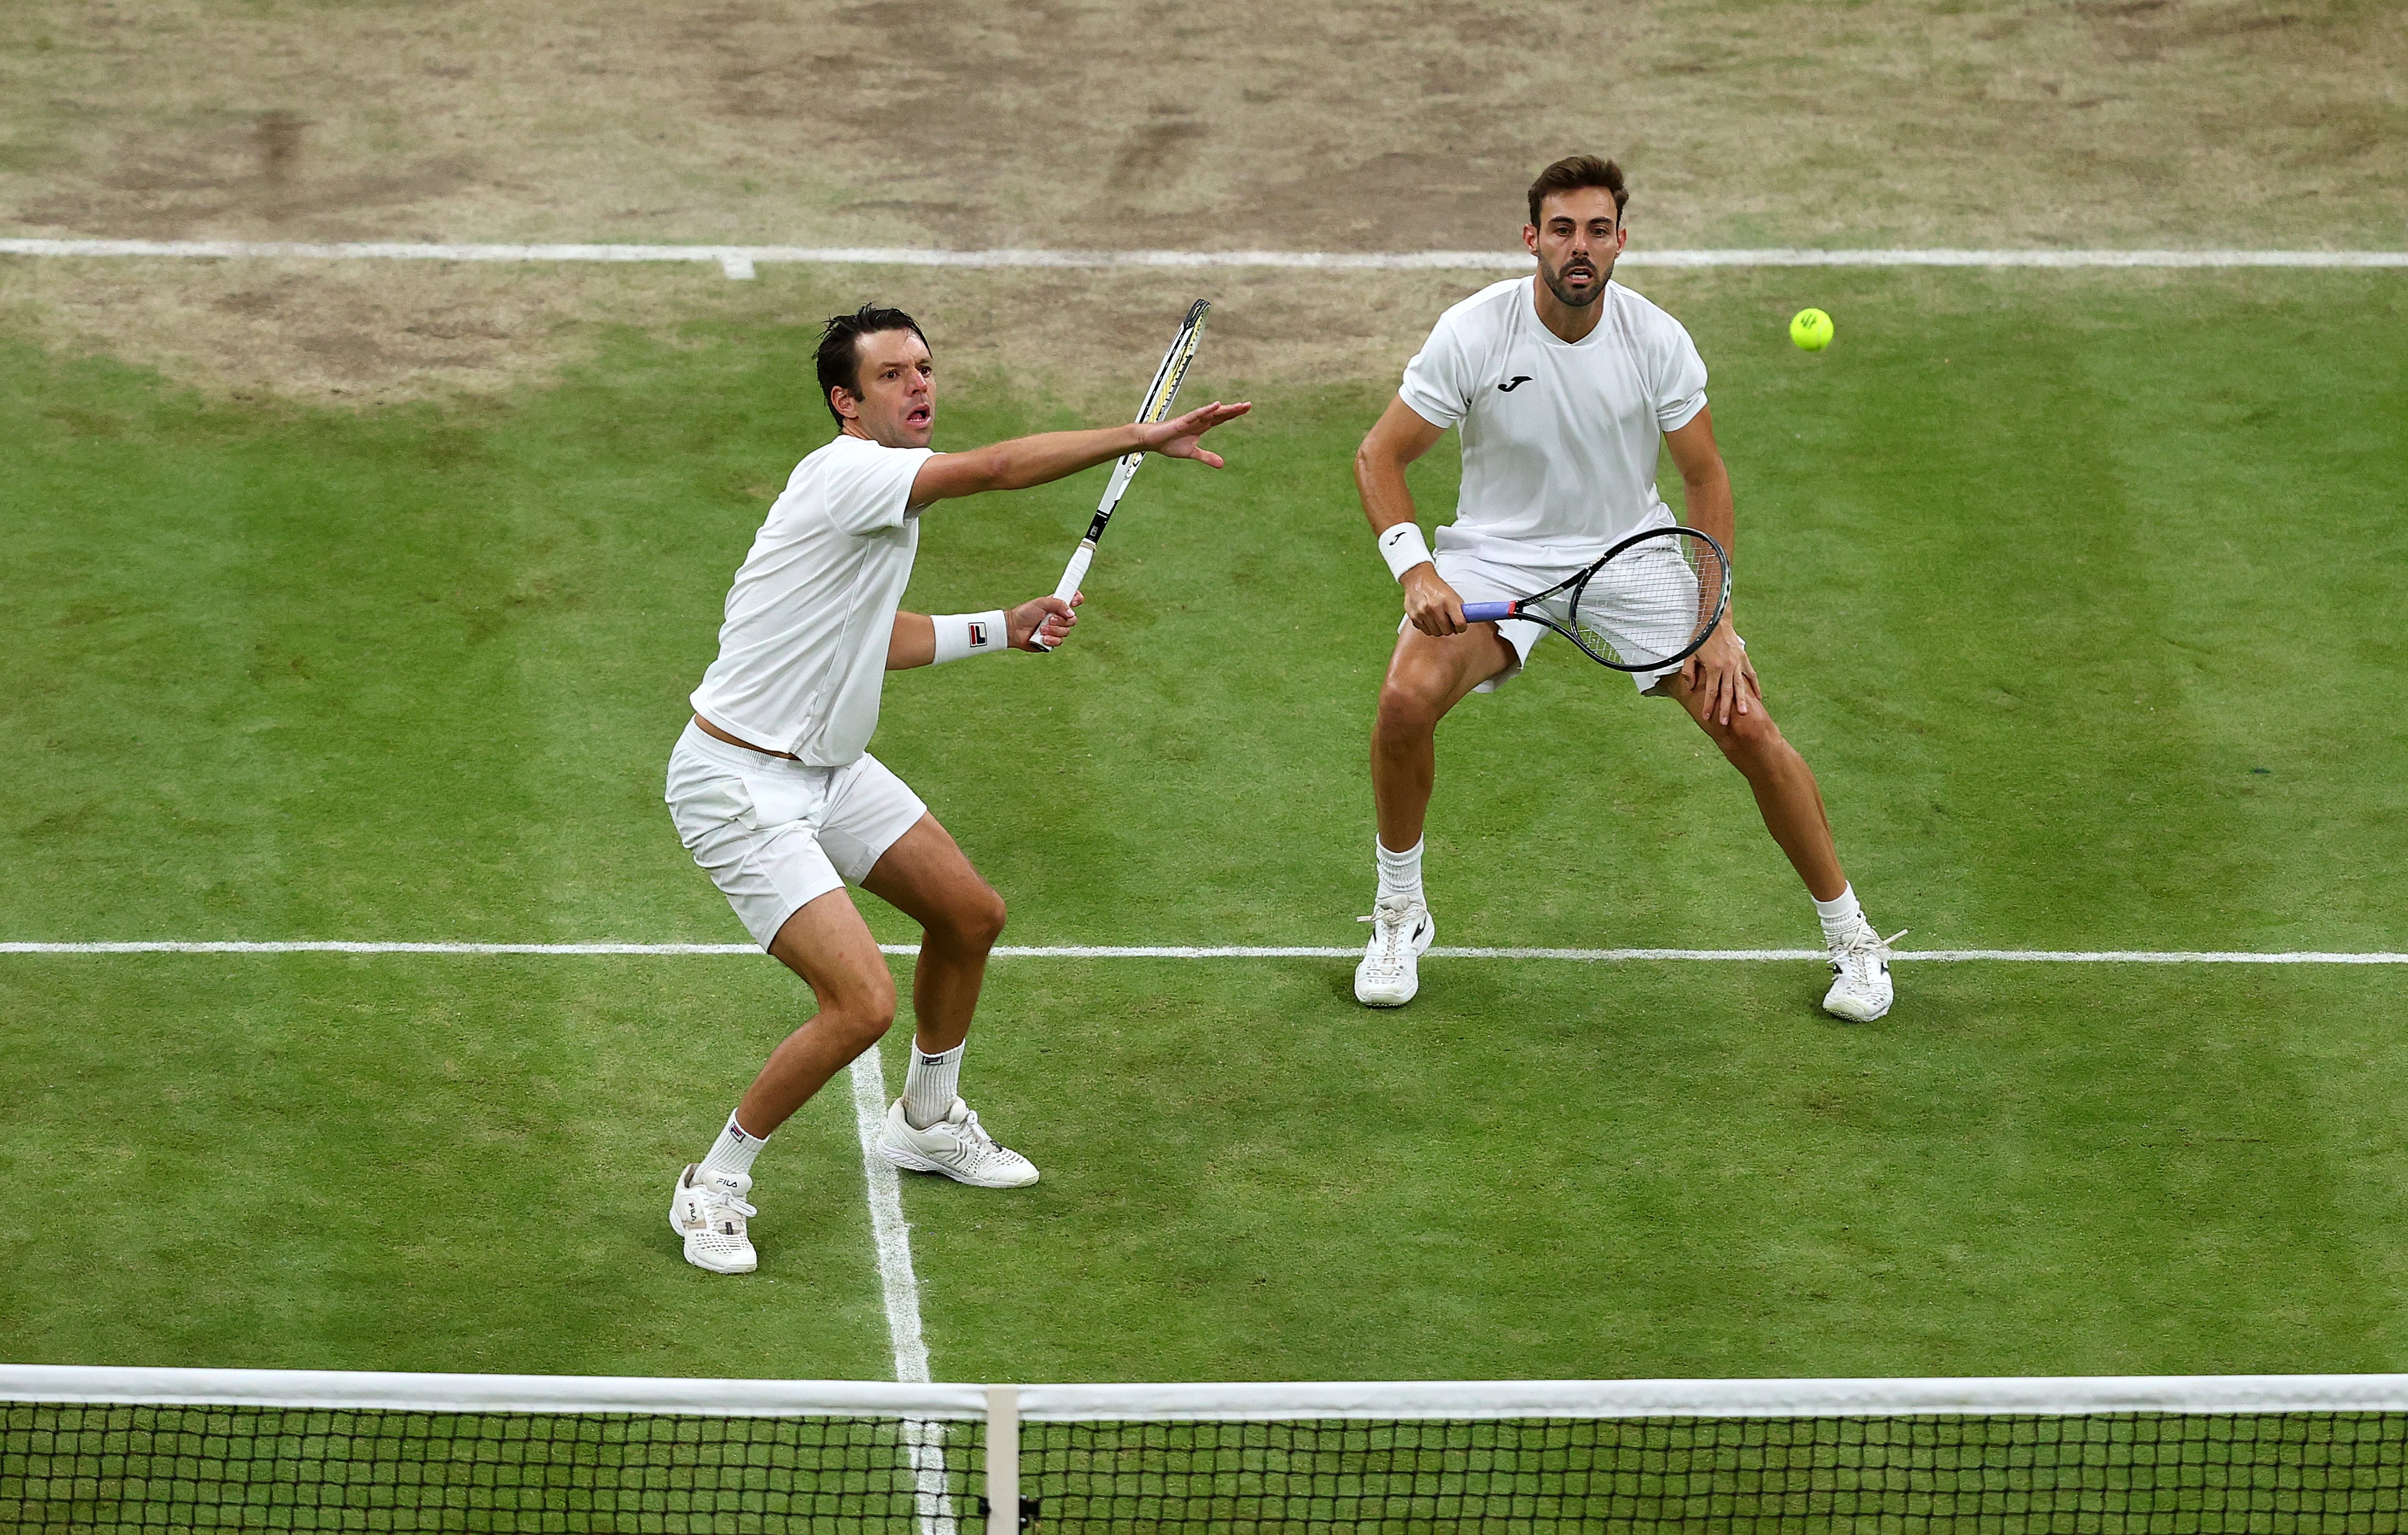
{"left": 0, "top": 255, "right": 1503, "bottom": 410}
{"left": 2, "top": 0, "right": 2401, "bottom": 402}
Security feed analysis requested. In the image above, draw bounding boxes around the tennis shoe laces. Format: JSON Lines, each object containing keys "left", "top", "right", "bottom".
{"left": 1354, "top": 894, "right": 1434, "bottom": 1008}
{"left": 670, "top": 1164, "right": 758, "bottom": 1274}
{"left": 877, "top": 1097, "right": 1040, "bottom": 1188}
{"left": 1823, "top": 920, "right": 1908, "bottom": 1023}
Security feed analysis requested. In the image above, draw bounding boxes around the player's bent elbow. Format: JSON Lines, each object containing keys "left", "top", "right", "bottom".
{"left": 1352, "top": 443, "right": 1399, "bottom": 495}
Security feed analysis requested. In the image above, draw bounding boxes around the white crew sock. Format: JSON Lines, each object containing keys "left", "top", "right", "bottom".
{"left": 1813, "top": 884, "right": 1865, "bottom": 943}
{"left": 699, "top": 1108, "right": 765, "bottom": 1180}
{"left": 903, "top": 1041, "right": 964, "bottom": 1131}
{"left": 1375, "top": 837, "right": 1425, "bottom": 907}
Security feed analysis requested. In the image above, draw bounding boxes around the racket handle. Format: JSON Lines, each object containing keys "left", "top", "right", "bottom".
{"left": 1460, "top": 600, "right": 1514, "bottom": 622}
{"left": 1030, "top": 541, "right": 1094, "bottom": 652}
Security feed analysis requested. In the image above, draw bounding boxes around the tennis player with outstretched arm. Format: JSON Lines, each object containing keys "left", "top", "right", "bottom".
{"left": 667, "top": 304, "right": 1248, "bottom": 1274}
{"left": 1352, "top": 157, "right": 1898, "bottom": 1020}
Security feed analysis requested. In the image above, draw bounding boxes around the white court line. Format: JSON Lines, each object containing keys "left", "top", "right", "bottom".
{"left": 2, "top": 237, "right": 2403, "bottom": 275}
{"left": 845, "top": 1050, "right": 958, "bottom": 1535}
{"left": 1, "top": 940, "right": 2401, "bottom": 962}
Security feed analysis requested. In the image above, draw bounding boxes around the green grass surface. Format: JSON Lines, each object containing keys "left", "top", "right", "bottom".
{"left": 3, "top": 270, "right": 2404, "bottom": 1384}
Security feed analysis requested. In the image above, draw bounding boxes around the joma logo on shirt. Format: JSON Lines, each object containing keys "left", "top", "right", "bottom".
{"left": 1497, "top": 375, "right": 1534, "bottom": 392}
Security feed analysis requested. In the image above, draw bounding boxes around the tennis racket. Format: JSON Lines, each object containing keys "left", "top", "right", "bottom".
{"left": 1029, "top": 298, "right": 1210, "bottom": 651}
{"left": 1459, "top": 524, "right": 1731, "bottom": 672}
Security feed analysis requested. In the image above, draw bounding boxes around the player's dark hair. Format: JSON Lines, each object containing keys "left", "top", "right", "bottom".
{"left": 1526, "top": 155, "right": 1628, "bottom": 226}
{"left": 816, "top": 304, "right": 929, "bottom": 424}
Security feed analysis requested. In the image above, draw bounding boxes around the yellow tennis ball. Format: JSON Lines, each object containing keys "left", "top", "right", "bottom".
{"left": 1790, "top": 307, "right": 1834, "bottom": 351}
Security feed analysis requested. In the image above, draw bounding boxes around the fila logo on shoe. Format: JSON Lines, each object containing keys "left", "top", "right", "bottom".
{"left": 1497, "top": 375, "right": 1533, "bottom": 392}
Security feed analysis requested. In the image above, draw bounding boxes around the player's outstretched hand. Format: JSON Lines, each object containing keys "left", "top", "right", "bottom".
{"left": 1009, "top": 591, "right": 1082, "bottom": 651}
{"left": 1142, "top": 400, "right": 1251, "bottom": 467}
{"left": 1401, "top": 565, "right": 1470, "bottom": 637}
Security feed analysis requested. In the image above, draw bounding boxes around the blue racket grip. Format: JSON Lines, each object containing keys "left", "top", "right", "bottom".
{"left": 1460, "top": 601, "right": 1514, "bottom": 622}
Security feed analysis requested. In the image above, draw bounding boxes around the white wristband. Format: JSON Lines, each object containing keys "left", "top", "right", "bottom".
{"left": 931, "top": 610, "right": 1010, "bottom": 664}
{"left": 1377, "top": 522, "right": 1434, "bottom": 582}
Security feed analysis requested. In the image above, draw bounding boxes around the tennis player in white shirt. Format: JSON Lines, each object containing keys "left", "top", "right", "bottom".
{"left": 666, "top": 304, "right": 1248, "bottom": 1274}
{"left": 1352, "top": 156, "right": 1898, "bottom": 1022}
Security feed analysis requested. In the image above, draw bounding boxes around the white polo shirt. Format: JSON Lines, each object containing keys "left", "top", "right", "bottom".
{"left": 1399, "top": 276, "right": 1708, "bottom": 565}
{"left": 689, "top": 433, "right": 936, "bottom": 766}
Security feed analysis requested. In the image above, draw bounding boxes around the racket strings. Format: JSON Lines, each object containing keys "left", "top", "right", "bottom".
{"left": 1566, "top": 530, "right": 1729, "bottom": 669}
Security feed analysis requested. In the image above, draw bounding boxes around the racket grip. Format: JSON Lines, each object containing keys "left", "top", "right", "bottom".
{"left": 1460, "top": 601, "right": 1514, "bottom": 622}
{"left": 1031, "top": 542, "right": 1094, "bottom": 652}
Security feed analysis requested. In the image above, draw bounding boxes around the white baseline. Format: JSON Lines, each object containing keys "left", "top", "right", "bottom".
{"left": 0, "top": 940, "right": 2400, "bottom": 962}
{"left": 3, "top": 237, "right": 2403, "bottom": 278}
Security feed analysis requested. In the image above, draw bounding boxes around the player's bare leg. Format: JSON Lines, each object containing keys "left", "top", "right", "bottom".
{"left": 672, "top": 888, "right": 894, "bottom": 1274}
{"left": 1358, "top": 622, "right": 1519, "bottom": 1005}
{"left": 859, "top": 814, "right": 1037, "bottom": 1187}
{"left": 860, "top": 813, "right": 1006, "bottom": 1060}
{"left": 1650, "top": 668, "right": 1898, "bottom": 1021}
{"left": 1371, "top": 623, "right": 1519, "bottom": 851}
{"left": 1648, "top": 668, "right": 1844, "bottom": 900}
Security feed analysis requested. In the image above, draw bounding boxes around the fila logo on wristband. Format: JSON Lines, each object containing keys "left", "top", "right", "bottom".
{"left": 933, "top": 609, "right": 1011, "bottom": 664}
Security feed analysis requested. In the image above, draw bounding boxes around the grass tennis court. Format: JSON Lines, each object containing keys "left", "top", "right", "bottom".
{"left": 4, "top": 267, "right": 2404, "bottom": 1387}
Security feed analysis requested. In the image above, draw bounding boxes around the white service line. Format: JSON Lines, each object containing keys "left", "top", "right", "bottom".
{"left": 2, "top": 237, "right": 2402, "bottom": 275}
{"left": 1, "top": 940, "right": 2401, "bottom": 962}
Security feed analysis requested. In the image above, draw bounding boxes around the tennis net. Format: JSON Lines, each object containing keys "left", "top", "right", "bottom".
{"left": 7, "top": 1367, "right": 2406, "bottom": 1532}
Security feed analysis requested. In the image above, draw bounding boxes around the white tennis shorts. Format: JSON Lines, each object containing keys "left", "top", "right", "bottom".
{"left": 664, "top": 720, "right": 927, "bottom": 949}
{"left": 1409, "top": 542, "right": 1698, "bottom": 694}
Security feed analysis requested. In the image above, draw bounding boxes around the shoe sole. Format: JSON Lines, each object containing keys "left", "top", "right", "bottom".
{"left": 1823, "top": 993, "right": 1893, "bottom": 1023}
{"left": 1354, "top": 918, "right": 1435, "bottom": 1008}
{"left": 875, "top": 1137, "right": 1040, "bottom": 1188}
{"left": 682, "top": 1244, "right": 757, "bottom": 1275}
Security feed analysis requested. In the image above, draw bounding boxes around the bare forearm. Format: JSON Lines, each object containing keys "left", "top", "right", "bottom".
{"left": 1681, "top": 466, "right": 1736, "bottom": 624}
{"left": 964, "top": 425, "right": 1145, "bottom": 493}
{"left": 1355, "top": 448, "right": 1420, "bottom": 536}
{"left": 887, "top": 612, "right": 935, "bottom": 670}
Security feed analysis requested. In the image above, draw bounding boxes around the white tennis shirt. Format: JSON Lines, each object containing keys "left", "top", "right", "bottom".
{"left": 1399, "top": 276, "right": 1708, "bottom": 564}
{"left": 689, "top": 433, "right": 936, "bottom": 766}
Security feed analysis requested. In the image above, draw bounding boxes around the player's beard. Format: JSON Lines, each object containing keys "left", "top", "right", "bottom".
{"left": 1540, "top": 253, "right": 1610, "bottom": 308}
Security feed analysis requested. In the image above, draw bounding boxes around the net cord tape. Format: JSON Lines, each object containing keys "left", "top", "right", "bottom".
{"left": 9, "top": 1365, "right": 2408, "bottom": 1420}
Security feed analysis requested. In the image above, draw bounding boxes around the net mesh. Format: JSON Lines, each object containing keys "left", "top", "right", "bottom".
{"left": 3, "top": 1401, "right": 979, "bottom": 1533}
{"left": 9, "top": 1391, "right": 2407, "bottom": 1533}
{"left": 1027, "top": 1414, "right": 2407, "bottom": 1533}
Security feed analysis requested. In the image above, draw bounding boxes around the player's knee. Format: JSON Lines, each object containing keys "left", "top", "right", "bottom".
{"left": 1715, "top": 707, "right": 1787, "bottom": 762}
{"left": 1375, "top": 678, "right": 1445, "bottom": 736}
{"left": 834, "top": 970, "right": 899, "bottom": 1041}
{"left": 951, "top": 885, "right": 1006, "bottom": 951}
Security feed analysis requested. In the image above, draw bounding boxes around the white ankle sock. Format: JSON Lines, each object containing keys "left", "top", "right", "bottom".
{"left": 903, "top": 1041, "right": 964, "bottom": 1131}
{"left": 1376, "top": 837, "right": 1425, "bottom": 906}
{"left": 699, "top": 1108, "right": 764, "bottom": 1179}
{"left": 1813, "top": 885, "right": 1864, "bottom": 942}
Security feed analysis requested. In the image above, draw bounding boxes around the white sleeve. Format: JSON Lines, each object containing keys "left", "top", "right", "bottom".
{"left": 1653, "top": 319, "right": 1709, "bottom": 432}
{"left": 823, "top": 440, "right": 936, "bottom": 535}
{"left": 1397, "top": 310, "right": 1478, "bottom": 431}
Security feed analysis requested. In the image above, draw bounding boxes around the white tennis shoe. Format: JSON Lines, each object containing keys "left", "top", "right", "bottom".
{"left": 1355, "top": 895, "right": 1434, "bottom": 1007}
{"left": 1823, "top": 920, "right": 1907, "bottom": 1023}
{"left": 670, "top": 1164, "right": 758, "bottom": 1274}
{"left": 877, "top": 1098, "right": 1039, "bottom": 1188}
